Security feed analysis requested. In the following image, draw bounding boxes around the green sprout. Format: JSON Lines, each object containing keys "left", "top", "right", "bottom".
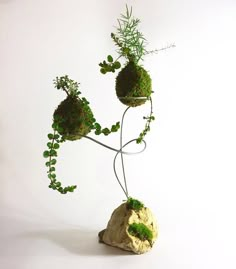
{"left": 112, "top": 5, "right": 147, "bottom": 64}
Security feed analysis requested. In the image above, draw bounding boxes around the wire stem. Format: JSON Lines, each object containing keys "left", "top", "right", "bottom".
{"left": 120, "top": 107, "right": 130, "bottom": 197}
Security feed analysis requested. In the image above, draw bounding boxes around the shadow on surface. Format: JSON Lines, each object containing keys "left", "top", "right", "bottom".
{"left": 22, "top": 228, "right": 133, "bottom": 256}
{"left": 0, "top": 214, "right": 133, "bottom": 256}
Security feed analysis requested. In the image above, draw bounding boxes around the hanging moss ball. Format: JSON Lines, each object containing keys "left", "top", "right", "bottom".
{"left": 115, "top": 61, "right": 152, "bottom": 107}
{"left": 53, "top": 95, "right": 94, "bottom": 141}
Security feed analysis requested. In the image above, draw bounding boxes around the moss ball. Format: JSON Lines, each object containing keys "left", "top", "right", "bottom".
{"left": 115, "top": 61, "right": 152, "bottom": 107}
{"left": 53, "top": 96, "right": 94, "bottom": 141}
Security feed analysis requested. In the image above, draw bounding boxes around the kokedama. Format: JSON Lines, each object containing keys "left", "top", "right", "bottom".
{"left": 43, "top": 5, "right": 173, "bottom": 254}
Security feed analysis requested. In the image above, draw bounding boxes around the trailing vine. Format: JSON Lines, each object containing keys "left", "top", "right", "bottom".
{"left": 43, "top": 121, "right": 77, "bottom": 194}
{"left": 136, "top": 97, "right": 155, "bottom": 144}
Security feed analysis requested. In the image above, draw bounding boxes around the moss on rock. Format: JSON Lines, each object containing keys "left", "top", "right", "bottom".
{"left": 127, "top": 197, "right": 144, "bottom": 211}
{"left": 115, "top": 61, "right": 152, "bottom": 107}
{"left": 53, "top": 95, "right": 94, "bottom": 141}
{"left": 128, "top": 223, "right": 153, "bottom": 244}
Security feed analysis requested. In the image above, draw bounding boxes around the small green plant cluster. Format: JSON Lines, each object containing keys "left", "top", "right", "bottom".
{"left": 98, "top": 5, "right": 155, "bottom": 143}
{"left": 53, "top": 75, "right": 121, "bottom": 139}
{"left": 127, "top": 197, "right": 144, "bottom": 211}
{"left": 99, "top": 5, "right": 146, "bottom": 76}
{"left": 54, "top": 75, "right": 81, "bottom": 97}
{"left": 112, "top": 5, "right": 146, "bottom": 64}
{"left": 136, "top": 113, "right": 155, "bottom": 144}
{"left": 99, "top": 55, "right": 121, "bottom": 74}
{"left": 128, "top": 223, "right": 153, "bottom": 243}
{"left": 93, "top": 122, "right": 120, "bottom": 136}
{"left": 44, "top": 75, "right": 121, "bottom": 194}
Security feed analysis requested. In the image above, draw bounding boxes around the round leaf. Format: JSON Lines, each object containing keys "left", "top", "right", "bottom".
{"left": 43, "top": 151, "right": 49, "bottom": 158}
{"left": 47, "top": 142, "right": 53, "bottom": 148}
{"left": 51, "top": 159, "right": 57, "bottom": 165}
{"left": 48, "top": 134, "right": 54, "bottom": 140}
{"left": 100, "top": 68, "right": 106, "bottom": 74}
{"left": 107, "top": 55, "right": 113, "bottom": 63}
{"left": 54, "top": 143, "right": 60, "bottom": 149}
{"left": 114, "top": 61, "right": 121, "bottom": 69}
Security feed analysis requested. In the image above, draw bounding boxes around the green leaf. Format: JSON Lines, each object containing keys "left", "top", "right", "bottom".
{"left": 107, "top": 55, "right": 113, "bottom": 63}
{"left": 136, "top": 138, "right": 142, "bottom": 144}
{"left": 49, "top": 167, "right": 55, "bottom": 172}
{"left": 102, "top": 128, "right": 111, "bottom": 136}
{"left": 49, "top": 149, "right": 57, "bottom": 156}
{"left": 48, "top": 133, "right": 54, "bottom": 140}
{"left": 47, "top": 142, "right": 53, "bottom": 148}
{"left": 57, "top": 127, "right": 64, "bottom": 133}
{"left": 95, "top": 130, "right": 101, "bottom": 135}
{"left": 53, "top": 143, "right": 60, "bottom": 149}
{"left": 91, "top": 117, "right": 96, "bottom": 123}
{"left": 43, "top": 151, "right": 49, "bottom": 158}
{"left": 51, "top": 159, "right": 57, "bottom": 165}
{"left": 111, "top": 125, "right": 117, "bottom": 132}
{"left": 113, "top": 61, "right": 121, "bottom": 69}
{"left": 100, "top": 68, "right": 106, "bottom": 74}
{"left": 52, "top": 123, "right": 58, "bottom": 129}
{"left": 94, "top": 123, "right": 101, "bottom": 130}
{"left": 58, "top": 187, "right": 63, "bottom": 192}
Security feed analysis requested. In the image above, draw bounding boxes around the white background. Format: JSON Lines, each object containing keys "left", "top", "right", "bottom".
{"left": 1, "top": 0, "right": 236, "bottom": 268}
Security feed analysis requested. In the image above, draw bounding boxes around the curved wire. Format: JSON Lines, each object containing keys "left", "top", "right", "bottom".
{"left": 82, "top": 134, "right": 145, "bottom": 155}
{"left": 113, "top": 139, "right": 147, "bottom": 198}
{"left": 120, "top": 107, "right": 130, "bottom": 197}
{"left": 81, "top": 134, "right": 146, "bottom": 199}
{"left": 80, "top": 97, "right": 152, "bottom": 199}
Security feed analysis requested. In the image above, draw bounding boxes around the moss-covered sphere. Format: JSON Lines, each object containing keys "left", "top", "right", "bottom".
{"left": 53, "top": 96, "right": 94, "bottom": 141}
{"left": 115, "top": 61, "right": 152, "bottom": 107}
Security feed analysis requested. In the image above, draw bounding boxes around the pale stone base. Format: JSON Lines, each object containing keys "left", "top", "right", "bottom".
{"left": 98, "top": 202, "right": 158, "bottom": 254}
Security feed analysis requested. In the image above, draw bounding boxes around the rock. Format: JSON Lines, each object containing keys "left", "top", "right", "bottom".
{"left": 98, "top": 201, "right": 158, "bottom": 254}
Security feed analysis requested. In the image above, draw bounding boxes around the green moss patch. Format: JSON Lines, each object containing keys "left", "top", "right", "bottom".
{"left": 127, "top": 197, "right": 144, "bottom": 211}
{"left": 115, "top": 61, "right": 152, "bottom": 107}
{"left": 53, "top": 96, "right": 94, "bottom": 141}
{"left": 128, "top": 223, "right": 153, "bottom": 243}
